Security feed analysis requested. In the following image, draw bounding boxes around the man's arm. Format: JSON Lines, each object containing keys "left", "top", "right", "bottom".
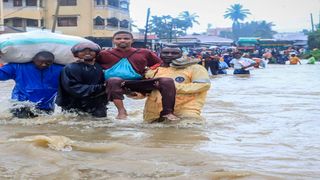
{"left": 242, "top": 58, "right": 256, "bottom": 69}
{"left": 0, "top": 63, "right": 16, "bottom": 81}
{"left": 175, "top": 65, "right": 211, "bottom": 94}
{"left": 146, "top": 50, "right": 162, "bottom": 67}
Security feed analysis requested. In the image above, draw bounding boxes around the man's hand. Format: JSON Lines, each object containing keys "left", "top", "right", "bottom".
{"left": 153, "top": 81, "right": 160, "bottom": 89}
{"left": 126, "top": 92, "right": 145, "bottom": 99}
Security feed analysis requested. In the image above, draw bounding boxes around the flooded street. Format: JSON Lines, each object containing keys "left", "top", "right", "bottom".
{"left": 0, "top": 64, "right": 319, "bottom": 179}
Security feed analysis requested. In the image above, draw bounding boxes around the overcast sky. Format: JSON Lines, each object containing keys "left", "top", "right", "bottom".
{"left": 130, "top": 0, "right": 320, "bottom": 33}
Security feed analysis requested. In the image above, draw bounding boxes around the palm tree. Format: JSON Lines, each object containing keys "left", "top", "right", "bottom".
{"left": 178, "top": 11, "right": 199, "bottom": 34}
{"left": 224, "top": 4, "right": 251, "bottom": 40}
{"left": 224, "top": 4, "right": 251, "bottom": 24}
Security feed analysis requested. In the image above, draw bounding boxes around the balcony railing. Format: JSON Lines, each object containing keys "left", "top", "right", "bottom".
{"left": 93, "top": 25, "right": 129, "bottom": 31}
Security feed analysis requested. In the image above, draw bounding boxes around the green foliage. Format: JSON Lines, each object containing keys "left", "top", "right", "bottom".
{"left": 219, "top": 21, "right": 276, "bottom": 40}
{"left": 308, "top": 29, "right": 320, "bottom": 49}
{"left": 148, "top": 11, "right": 199, "bottom": 41}
{"left": 303, "top": 49, "right": 320, "bottom": 61}
{"left": 311, "top": 49, "right": 320, "bottom": 60}
{"left": 238, "top": 21, "right": 276, "bottom": 39}
{"left": 224, "top": 4, "right": 251, "bottom": 24}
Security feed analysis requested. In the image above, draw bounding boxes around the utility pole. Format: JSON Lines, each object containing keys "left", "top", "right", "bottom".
{"left": 310, "top": 13, "right": 315, "bottom": 32}
{"left": 144, "top": 8, "right": 150, "bottom": 48}
{"left": 0, "top": 0, "right": 4, "bottom": 31}
{"left": 52, "top": 0, "right": 60, "bottom": 32}
{"left": 318, "top": 11, "right": 320, "bottom": 30}
{"left": 169, "top": 22, "right": 173, "bottom": 43}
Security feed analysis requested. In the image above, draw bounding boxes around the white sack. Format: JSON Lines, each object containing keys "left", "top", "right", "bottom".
{"left": 0, "top": 31, "right": 93, "bottom": 65}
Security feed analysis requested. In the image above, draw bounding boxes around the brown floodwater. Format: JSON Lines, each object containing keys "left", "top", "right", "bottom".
{"left": 0, "top": 63, "right": 319, "bottom": 179}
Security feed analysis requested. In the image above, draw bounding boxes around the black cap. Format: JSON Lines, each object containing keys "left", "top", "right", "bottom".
{"left": 71, "top": 42, "right": 101, "bottom": 57}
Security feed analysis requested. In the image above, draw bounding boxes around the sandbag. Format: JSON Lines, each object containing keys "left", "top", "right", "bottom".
{"left": 0, "top": 31, "right": 93, "bottom": 65}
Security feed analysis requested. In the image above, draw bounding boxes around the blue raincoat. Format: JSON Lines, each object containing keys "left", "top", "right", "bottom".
{"left": 0, "top": 62, "right": 63, "bottom": 110}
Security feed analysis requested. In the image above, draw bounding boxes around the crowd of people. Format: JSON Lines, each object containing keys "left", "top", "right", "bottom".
{"left": 0, "top": 31, "right": 208, "bottom": 122}
{"left": 0, "top": 30, "right": 315, "bottom": 122}
{"left": 182, "top": 45, "right": 312, "bottom": 76}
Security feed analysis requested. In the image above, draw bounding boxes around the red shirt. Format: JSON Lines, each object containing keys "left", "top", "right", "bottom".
{"left": 97, "top": 48, "right": 162, "bottom": 75}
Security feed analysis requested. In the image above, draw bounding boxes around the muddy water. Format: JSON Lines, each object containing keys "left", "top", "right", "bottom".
{"left": 0, "top": 64, "right": 319, "bottom": 179}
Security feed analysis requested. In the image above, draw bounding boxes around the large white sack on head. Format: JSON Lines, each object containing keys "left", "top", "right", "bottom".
{"left": 0, "top": 31, "right": 93, "bottom": 65}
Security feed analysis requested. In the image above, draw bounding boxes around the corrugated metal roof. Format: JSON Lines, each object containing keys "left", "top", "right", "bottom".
{"left": 273, "top": 32, "right": 307, "bottom": 41}
{"left": 180, "top": 35, "right": 233, "bottom": 43}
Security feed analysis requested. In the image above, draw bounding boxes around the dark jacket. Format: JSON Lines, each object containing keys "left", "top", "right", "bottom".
{"left": 55, "top": 61, "right": 107, "bottom": 111}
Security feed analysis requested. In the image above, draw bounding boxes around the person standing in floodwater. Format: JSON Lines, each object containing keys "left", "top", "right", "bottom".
{"left": 97, "top": 31, "right": 179, "bottom": 121}
{"left": 230, "top": 51, "right": 256, "bottom": 75}
{"left": 0, "top": 51, "right": 63, "bottom": 118}
{"left": 289, "top": 54, "right": 301, "bottom": 65}
{"left": 143, "top": 47, "right": 211, "bottom": 123}
{"left": 55, "top": 42, "right": 108, "bottom": 118}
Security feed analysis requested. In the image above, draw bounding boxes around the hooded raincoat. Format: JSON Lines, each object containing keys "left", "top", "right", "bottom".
{"left": 144, "top": 58, "right": 211, "bottom": 122}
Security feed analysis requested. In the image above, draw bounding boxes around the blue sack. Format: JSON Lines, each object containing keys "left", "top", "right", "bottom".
{"left": 104, "top": 58, "right": 142, "bottom": 80}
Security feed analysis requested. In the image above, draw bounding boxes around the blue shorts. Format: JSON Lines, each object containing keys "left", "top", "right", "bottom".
{"left": 233, "top": 69, "right": 250, "bottom": 74}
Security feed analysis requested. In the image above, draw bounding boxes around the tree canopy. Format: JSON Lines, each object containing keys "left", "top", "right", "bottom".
{"left": 148, "top": 11, "right": 199, "bottom": 41}
{"left": 224, "top": 3, "right": 251, "bottom": 40}
{"left": 224, "top": 4, "right": 251, "bottom": 24}
{"left": 308, "top": 29, "right": 320, "bottom": 49}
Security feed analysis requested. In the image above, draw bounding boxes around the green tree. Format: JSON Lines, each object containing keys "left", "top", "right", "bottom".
{"left": 148, "top": 11, "right": 199, "bottom": 41}
{"left": 237, "top": 21, "right": 276, "bottom": 38}
{"left": 178, "top": 11, "right": 200, "bottom": 34}
{"left": 308, "top": 29, "right": 320, "bottom": 49}
{"left": 224, "top": 3, "right": 251, "bottom": 40}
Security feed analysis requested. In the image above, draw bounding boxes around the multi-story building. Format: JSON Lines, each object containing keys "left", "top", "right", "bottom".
{"left": 0, "top": 0, "right": 131, "bottom": 38}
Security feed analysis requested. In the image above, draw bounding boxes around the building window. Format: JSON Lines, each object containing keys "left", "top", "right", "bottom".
{"left": 26, "top": 19, "right": 38, "bottom": 27}
{"left": 119, "top": 1, "right": 128, "bottom": 10}
{"left": 57, "top": 17, "right": 77, "bottom": 27}
{"left": 107, "top": 17, "right": 118, "bottom": 27}
{"left": 59, "top": 0, "right": 77, "bottom": 6}
{"left": 96, "top": 0, "right": 105, "bottom": 6}
{"left": 13, "top": 0, "right": 22, "bottom": 6}
{"left": 120, "top": 19, "right": 129, "bottom": 28}
{"left": 108, "top": 0, "right": 118, "bottom": 7}
{"left": 3, "top": 0, "right": 9, "bottom": 3}
{"left": 26, "top": 0, "right": 37, "bottom": 6}
{"left": 94, "top": 16, "right": 105, "bottom": 26}
{"left": 12, "top": 18, "right": 23, "bottom": 27}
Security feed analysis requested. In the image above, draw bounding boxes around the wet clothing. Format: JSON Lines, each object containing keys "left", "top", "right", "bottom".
{"left": 144, "top": 63, "right": 211, "bottom": 122}
{"left": 98, "top": 47, "right": 177, "bottom": 117}
{"left": 98, "top": 48, "right": 162, "bottom": 76}
{"left": 289, "top": 57, "right": 301, "bottom": 65}
{"left": 205, "top": 59, "right": 220, "bottom": 75}
{"left": 307, "top": 57, "right": 316, "bottom": 64}
{"left": 0, "top": 62, "right": 63, "bottom": 111}
{"left": 55, "top": 61, "right": 108, "bottom": 117}
{"left": 106, "top": 77, "right": 176, "bottom": 117}
{"left": 218, "top": 61, "right": 228, "bottom": 74}
{"left": 230, "top": 58, "right": 256, "bottom": 74}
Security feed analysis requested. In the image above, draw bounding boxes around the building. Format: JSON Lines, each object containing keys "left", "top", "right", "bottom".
{"left": 0, "top": 0, "right": 131, "bottom": 39}
{"left": 207, "top": 27, "right": 232, "bottom": 36}
{"left": 161, "top": 34, "right": 233, "bottom": 48}
{"left": 273, "top": 32, "right": 308, "bottom": 48}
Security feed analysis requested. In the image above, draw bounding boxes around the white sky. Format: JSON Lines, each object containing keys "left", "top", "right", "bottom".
{"left": 130, "top": 0, "right": 320, "bottom": 33}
